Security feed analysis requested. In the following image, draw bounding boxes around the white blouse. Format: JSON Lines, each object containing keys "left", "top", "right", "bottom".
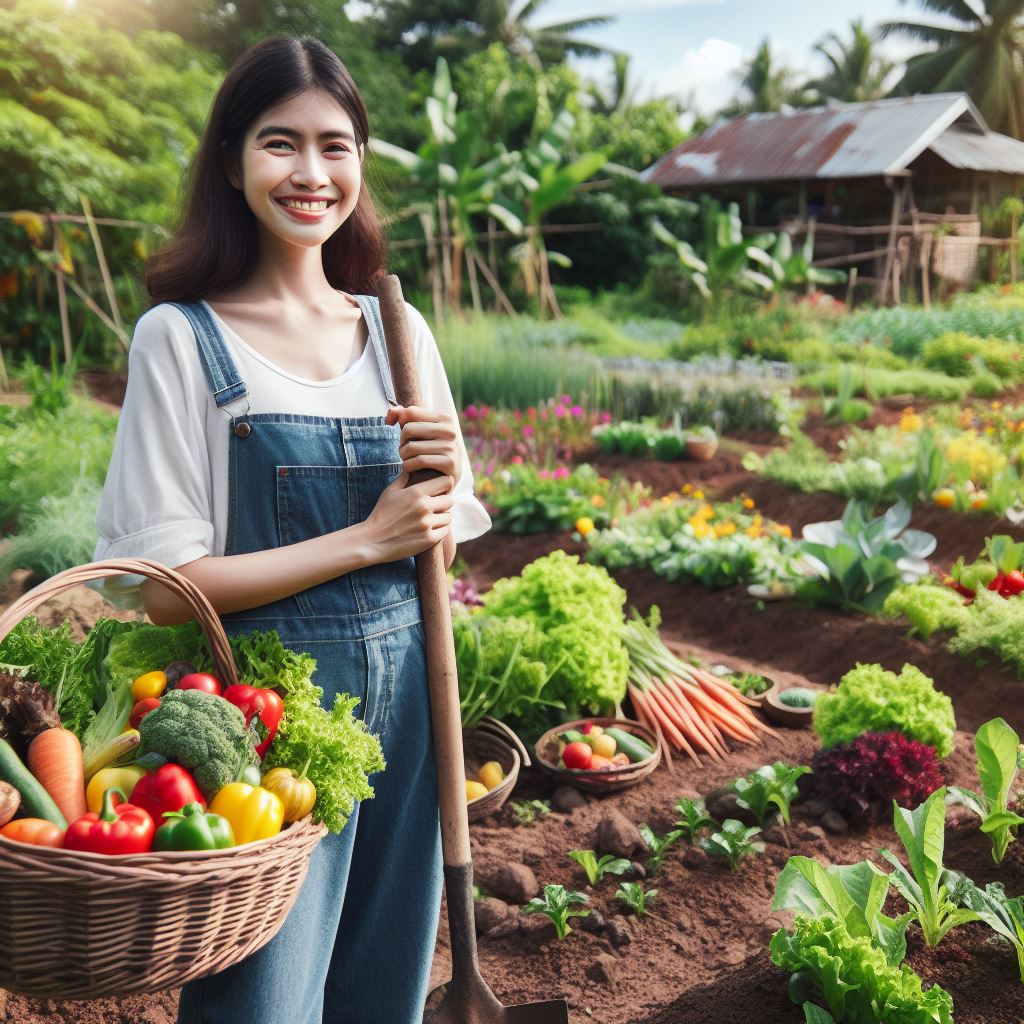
{"left": 94, "top": 299, "right": 490, "bottom": 595}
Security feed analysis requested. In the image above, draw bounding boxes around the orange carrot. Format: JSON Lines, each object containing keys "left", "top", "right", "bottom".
{"left": 28, "top": 728, "right": 86, "bottom": 824}
{"left": 664, "top": 677, "right": 730, "bottom": 758}
{"left": 628, "top": 683, "right": 678, "bottom": 771}
{"left": 631, "top": 682, "right": 695, "bottom": 768}
{"left": 696, "top": 676, "right": 779, "bottom": 736}
{"left": 685, "top": 686, "right": 761, "bottom": 743}
{"left": 690, "top": 667, "right": 763, "bottom": 708}
{"left": 644, "top": 684, "right": 704, "bottom": 763}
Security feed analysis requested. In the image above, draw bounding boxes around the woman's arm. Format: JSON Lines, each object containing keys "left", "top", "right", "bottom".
{"left": 143, "top": 472, "right": 456, "bottom": 624}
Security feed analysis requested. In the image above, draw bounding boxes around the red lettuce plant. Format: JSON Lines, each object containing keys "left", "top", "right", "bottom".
{"left": 808, "top": 731, "right": 944, "bottom": 829}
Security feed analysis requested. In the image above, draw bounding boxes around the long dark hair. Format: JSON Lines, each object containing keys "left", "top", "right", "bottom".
{"left": 145, "top": 36, "right": 386, "bottom": 304}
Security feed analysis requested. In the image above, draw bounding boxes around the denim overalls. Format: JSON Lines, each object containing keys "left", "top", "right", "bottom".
{"left": 169, "top": 297, "right": 443, "bottom": 1024}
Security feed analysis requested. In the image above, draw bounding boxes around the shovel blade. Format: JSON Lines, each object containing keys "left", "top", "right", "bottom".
{"left": 502, "top": 998, "right": 570, "bottom": 1024}
{"left": 424, "top": 978, "right": 569, "bottom": 1024}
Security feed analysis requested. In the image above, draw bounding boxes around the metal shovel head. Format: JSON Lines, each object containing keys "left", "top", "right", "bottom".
{"left": 424, "top": 975, "right": 569, "bottom": 1024}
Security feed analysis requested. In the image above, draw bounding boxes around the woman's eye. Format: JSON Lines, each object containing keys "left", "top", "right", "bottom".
{"left": 266, "top": 140, "right": 349, "bottom": 155}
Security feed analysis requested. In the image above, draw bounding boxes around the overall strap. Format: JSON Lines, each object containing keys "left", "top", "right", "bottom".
{"left": 167, "top": 301, "right": 249, "bottom": 410}
{"left": 352, "top": 294, "right": 397, "bottom": 406}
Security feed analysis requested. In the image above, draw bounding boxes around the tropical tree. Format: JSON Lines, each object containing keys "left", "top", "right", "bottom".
{"left": 722, "top": 39, "right": 812, "bottom": 116}
{"left": 810, "top": 19, "right": 896, "bottom": 102}
{"left": 882, "top": 0, "right": 1024, "bottom": 139}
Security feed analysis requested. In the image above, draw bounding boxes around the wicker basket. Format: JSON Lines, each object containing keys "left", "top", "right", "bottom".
{"left": 533, "top": 717, "right": 661, "bottom": 794}
{"left": 464, "top": 717, "right": 528, "bottom": 823}
{"left": 0, "top": 558, "right": 328, "bottom": 999}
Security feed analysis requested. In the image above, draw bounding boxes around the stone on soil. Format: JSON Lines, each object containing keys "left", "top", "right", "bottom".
{"left": 595, "top": 808, "right": 646, "bottom": 859}
{"left": 822, "top": 810, "right": 849, "bottom": 834}
{"left": 551, "top": 785, "right": 588, "bottom": 812}
{"left": 478, "top": 862, "right": 539, "bottom": 904}
{"left": 474, "top": 897, "right": 511, "bottom": 936}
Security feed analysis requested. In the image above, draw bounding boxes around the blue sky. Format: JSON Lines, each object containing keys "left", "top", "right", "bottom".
{"left": 541, "top": 0, "right": 927, "bottom": 117}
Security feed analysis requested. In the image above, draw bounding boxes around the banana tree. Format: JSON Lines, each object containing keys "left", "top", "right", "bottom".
{"left": 371, "top": 59, "right": 523, "bottom": 313}
{"left": 651, "top": 199, "right": 778, "bottom": 304}
{"left": 507, "top": 105, "right": 608, "bottom": 318}
{"left": 765, "top": 229, "right": 847, "bottom": 294}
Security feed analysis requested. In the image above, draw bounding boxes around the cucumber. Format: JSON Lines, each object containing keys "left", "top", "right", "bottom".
{"left": 0, "top": 738, "right": 67, "bottom": 828}
{"left": 603, "top": 727, "right": 655, "bottom": 764}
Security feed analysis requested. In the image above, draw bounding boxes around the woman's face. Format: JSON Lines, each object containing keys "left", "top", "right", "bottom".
{"left": 230, "top": 88, "right": 363, "bottom": 249}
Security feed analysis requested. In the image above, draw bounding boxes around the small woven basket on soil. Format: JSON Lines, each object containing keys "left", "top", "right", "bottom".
{"left": 465, "top": 717, "right": 528, "bottom": 822}
{"left": 0, "top": 558, "right": 328, "bottom": 1000}
{"left": 534, "top": 717, "right": 661, "bottom": 794}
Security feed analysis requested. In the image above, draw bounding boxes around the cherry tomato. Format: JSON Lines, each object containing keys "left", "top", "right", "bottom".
{"left": 561, "top": 741, "right": 594, "bottom": 771}
{"left": 129, "top": 697, "right": 161, "bottom": 729}
{"left": 1, "top": 818, "right": 65, "bottom": 847}
{"left": 175, "top": 673, "right": 222, "bottom": 697}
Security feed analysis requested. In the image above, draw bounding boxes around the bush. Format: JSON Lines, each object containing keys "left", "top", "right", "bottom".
{"left": 922, "top": 332, "right": 1024, "bottom": 380}
{"left": 798, "top": 366, "right": 971, "bottom": 401}
{"left": 814, "top": 663, "right": 956, "bottom": 757}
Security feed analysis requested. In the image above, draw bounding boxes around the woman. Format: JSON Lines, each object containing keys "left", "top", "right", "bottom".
{"left": 94, "top": 34, "right": 490, "bottom": 1024}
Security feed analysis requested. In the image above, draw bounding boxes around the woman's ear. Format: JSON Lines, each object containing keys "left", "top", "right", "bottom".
{"left": 224, "top": 160, "right": 242, "bottom": 191}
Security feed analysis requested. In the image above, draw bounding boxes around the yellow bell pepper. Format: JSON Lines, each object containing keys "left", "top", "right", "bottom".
{"left": 86, "top": 765, "right": 148, "bottom": 814}
{"left": 209, "top": 783, "right": 284, "bottom": 845}
{"left": 131, "top": 671, "right": 167, "bottom": 702}
{"left": 261, "top": 765, "right": 317, "bottom": 823}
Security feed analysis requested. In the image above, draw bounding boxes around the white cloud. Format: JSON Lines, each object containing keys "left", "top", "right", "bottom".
{"left": 653, "top": 36, "right": 743, "bottom": 118}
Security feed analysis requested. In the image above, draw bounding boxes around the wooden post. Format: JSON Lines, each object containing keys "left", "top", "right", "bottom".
{"left": 845, "top": 266, "right": 858, "bottom": 309}
{"left": 879, "top": 178, "right": 902, "bottom": 305}
{"left": 437, "top": 191, "right": 453, "bottom": 308}
{"left": 472, "top": 252, "right": 518, "bottom": 316}
{"left": 50, "top": 216, "right": 73, "bottom": 364}
{"left": 420, "top": 210, "right": 444, "bottom": 327}
{"left": 1011, "top": 202, "right": 1019, "bottom": 285}
{"left": 487, "top": 216, "right": 499, "bottom": 310}
{"left": 921, "top": 231, "right": 932, "bottom": 309}
{"left": 465, "top": 249, "right": 482, "bottom": 314}
{"left": 80, "top": 193, "right": 124, "bottom": 343}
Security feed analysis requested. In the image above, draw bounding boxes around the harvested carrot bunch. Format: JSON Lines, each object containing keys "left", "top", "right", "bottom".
{"left": 622, "top": 608, "right": 776, "bottom": 768}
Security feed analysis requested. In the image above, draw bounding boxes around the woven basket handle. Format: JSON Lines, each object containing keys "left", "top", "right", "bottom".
{"left": 0, "top": 559, "right": 239, "bottom": 689}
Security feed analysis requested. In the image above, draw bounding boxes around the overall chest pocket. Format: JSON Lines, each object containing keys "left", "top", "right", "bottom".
{"left": 276, "top": 463, "right": 419, "bottom": 617}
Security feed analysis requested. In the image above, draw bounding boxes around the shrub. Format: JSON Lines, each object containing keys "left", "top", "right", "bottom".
{"left": 814, "top": 663, "right": 956, "bottom": 757}
{"left": 922, "top": 332, "right": 1024, "bottom": 380}
{"left": 808, "top": 732, "right": 945, "bottom": 829}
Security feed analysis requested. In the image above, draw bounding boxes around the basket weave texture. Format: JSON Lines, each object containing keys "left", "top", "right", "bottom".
{"left": 464, "top": 717, "right": 529, "bottom": 822}
{"left": 0, "top": 559, "right": 327, "bottom": 999}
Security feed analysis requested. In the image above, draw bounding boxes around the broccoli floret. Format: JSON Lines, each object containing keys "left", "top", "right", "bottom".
{"left": 136, "top": 689, "right": 259, "bottom": 799}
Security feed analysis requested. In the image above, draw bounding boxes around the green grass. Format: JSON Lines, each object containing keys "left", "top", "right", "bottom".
{"left": 798, "top": 366, "right": 975, "bottom": 401}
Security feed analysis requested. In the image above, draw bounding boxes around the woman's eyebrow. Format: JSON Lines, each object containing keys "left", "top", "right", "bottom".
{"left": 255, "top": 125, "right": 357, "bottom": 143}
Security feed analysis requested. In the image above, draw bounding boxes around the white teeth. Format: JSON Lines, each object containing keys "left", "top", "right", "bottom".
{"left": 279, "top": 199, "right": 331, "bottom": 212}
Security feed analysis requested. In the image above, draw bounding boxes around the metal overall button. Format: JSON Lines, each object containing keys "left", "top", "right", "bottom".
{"left": 234, "top": 420, "right": 252, "bottom": 438}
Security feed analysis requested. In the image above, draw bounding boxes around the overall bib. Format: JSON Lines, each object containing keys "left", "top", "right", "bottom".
{"left": 169, "top": 297, "right": 443, "bottom": 1024}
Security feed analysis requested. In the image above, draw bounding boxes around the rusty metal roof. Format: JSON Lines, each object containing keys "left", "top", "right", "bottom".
{"left": 641, "top": 93, "right": 1012, "bottom": 187}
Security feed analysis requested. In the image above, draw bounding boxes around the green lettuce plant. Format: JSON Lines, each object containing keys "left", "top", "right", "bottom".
{"left": 731, "top": 762, "right": 810, "bottom": 827}
{"left": 700, "top": 818, "right": 764, "bottom": 870}
{"left": 615, "top": 881, "right": 658, "bottom": 918}
{"left": 566, "top": 849, "right": 631, "bottom": 886}
{"left": 948, "top": 717, "right": 1024, "bottom": 863}
{"left": 673, "top": 797, "right": 716, "bottom": 842}
{"left": 958, "top": 879, "right": 1024, "bottom": 982}
{"left": 772, "top": 855, "right": 912, "bottom": 965}
{"left": 521, "top": 884, "right": 589, "bottom": 940}
{"left": 638, "top": 823, "right": 682, "bottom": 873}
{"left": 880, "top": 788, "right": 978, "bottom": 947}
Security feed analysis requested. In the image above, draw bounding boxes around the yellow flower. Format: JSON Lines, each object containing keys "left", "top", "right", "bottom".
{"left": 697, "top": 503, "right": 715, "bottom": 521}
{"left": 714, "top": 521, "right": 736, "bottom": 538}
{"left": 742, "top": 497, "right": 755, "bottom": 509}
{"left": 992, "top": 401, "right": 1003, "bottom": 411}
{"left": 752, "top": 514, "right": 763, "bottom": 527}
{"left": 693, "top": 489, "right": 705, "bottom": 500}
{"left": 681, "top": 483, "right": 693, "bottom": 495}
{"left": 689, "top": 518, "right": 712, "bottom": 540}
{"left": 575, "top": 516, "right": 595, "bottom": 536}
{"left": 477, "top": 479, "right": 493, "bottom": 495}
{"left": 12, "top": 210, "right": 46, "bottom": 244}
{"left": 776, "top": 524, "right": 793, "bottom": 538}
{"left": 745, "top": 525, "right": 762, "bottom": 539}
{"left": 933, "top": 488, "right": 955, "bottom": 509}
{"left": 590, "top": 493, "right": 606, "bottom": 508}
{"left": 899, "top": 408, "right": 924, "bottom": 432}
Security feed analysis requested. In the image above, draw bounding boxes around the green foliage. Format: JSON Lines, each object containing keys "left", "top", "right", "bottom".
{"left": 521, "top": 884, "right": 589, "bottom": 940}
{"left": 732, "top": 762, "right": 811, "bottom": 826}
{"left": 482, "top": 551, "right": 629, "bottom": 717}
{"left": 958, "top": 880, "right": 1024, "bottom": 983}
{"left": 510, "top": 798, "right": 551, "bottom": 826}
{"left": 797, "top": 501, "right": 936, "bottom": 613}
{"left": 615, "top": 880, "right": 658, "bottom": 917}
{"left": 673, "top": 797, "right": 716, "bottom": 843}
{"left": 699, "top": 818, "right": 765, "bottom": 870}
{"left": 948, "top": 717, "right": 1024, "bottom": 864}
{"left": 769, "top": 915, "right": 955, "bottom": 1023}
{"left": 799, "top": 365, "right": 972, "bottom": 401}
{"left": 948, "top": 587, "right": 1024, "bottom": 675}
{"left": 922, "top": 331, "right": 1024, "bottom": 381}
{"left": 567, "top": 849, "right": 631, "bottom": 886}
{"left": 814, "top": 663, "right": 956, "bottom": 757}
{"left": 880, "top": 788, "right": 979, "bottom": 947}
{"left": 882, "top": 582, "right": 971, "bottom": 640}
{"left": 638, "top": 823, "right": 682, "bottom": 873}
{"left": 772, "top": 855, "right": 912, "bottom": 965}
{"left": 823, "top": 365, "right": 871, "bottom": 424}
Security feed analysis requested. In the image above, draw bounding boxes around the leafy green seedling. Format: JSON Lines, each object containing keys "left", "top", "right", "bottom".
{"left": 673, "top": 797, "right": 716, "bottom": 843}
{"left": 567, "top": 849, "right": 631, "bottom": 886}
{"left": 880, "top": 788, "right": 979, "bottom": 946}
{"left": 700, "top": 818, "right": 765, "bottom": 870}
{"left": 732, "top": 762, "right": 810, "bottom": 826}
{"left": 510, "top": 799, "right": 551, "bottom": 826}
{"left": 959, "top": 879, "right": 1024, "bottom": 982}
{"left": 521, "top": 884, "right": 589, "bottom": 940}
{"left": 948, "top": 717, "right": 1024, "bottom": 863}
{"left": 638, "top": 823, "right": 682, "bottom": 873}
{"left": 616, "top": 881, "right": 659, "bottom": 918}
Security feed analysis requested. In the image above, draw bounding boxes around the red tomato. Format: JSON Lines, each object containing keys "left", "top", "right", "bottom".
{"left": 175, "top": 673, "right": 222, "bottom": 697}
{"left": 561, "top": 741, "right": 594, "bottom": 771}
{"left": 129, "top": 697, "right": 161, "bottom": 729}
{"left": 589, "top": 754, "right": 615, "bottom": 771}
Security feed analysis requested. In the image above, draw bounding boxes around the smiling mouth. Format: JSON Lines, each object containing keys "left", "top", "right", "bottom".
{"left": 274, "top": 198, "right": 338, "bottom": 212}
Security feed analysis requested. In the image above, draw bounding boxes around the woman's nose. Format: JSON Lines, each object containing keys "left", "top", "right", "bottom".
{"left": 291, "top": 150, "right": 330, "bottom": 189}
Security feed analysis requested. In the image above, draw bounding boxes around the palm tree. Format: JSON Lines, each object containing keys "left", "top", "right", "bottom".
{"left": 882, "top": 0, "right": 1024, "bottom": 139}
{"left": 722, "top": 39, "right": 812, "bottom": 116}
{"left": 811, "top": 19, "right": 896, "bottom": 102}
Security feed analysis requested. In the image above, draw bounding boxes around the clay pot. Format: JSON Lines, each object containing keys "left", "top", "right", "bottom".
{"left": 685, "top": 435, "right": 718, "bottom": 461}
{"left": 763, "top": 689, "right": 816, "bottom": 728}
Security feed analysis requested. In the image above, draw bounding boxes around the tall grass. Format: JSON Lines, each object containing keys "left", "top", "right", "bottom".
{"left": 434, "top": 314, "right": 609, "bottom": 408}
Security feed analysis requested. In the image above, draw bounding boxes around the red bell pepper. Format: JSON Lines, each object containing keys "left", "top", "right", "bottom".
{"left": 130, "top": 763, "right": 206, "bottom": 825}
{"left": 175, "top": 672, "right": 222, "bottom": 697}
{"left": 64, "top": 787, "right": 154, "bottom": 855}
{"left": 222, "top": 685, "right": 285, "bottom": 757}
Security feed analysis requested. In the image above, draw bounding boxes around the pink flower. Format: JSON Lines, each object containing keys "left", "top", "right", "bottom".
{"left": 523, "top": 424, "right": 534, "bottom": 437}
{"left": 465, "top": 404, "right": 478, "bottom": 419}
{"left": 599, "top": 411, "right": 612, "bottom": 424}
{"left": 561, "top": 394, "right": 571, "bottom": 404}
{"left": 527, "top": 407, "right": 537, "bottom": 420}
{"left": 480, "top": 404, "right": 490, "bottom": 416}
{"left": 555, "top": 404, "right": 567, "bottom": 418}
{"left": 553, "top": 466, "right": 570, "bottom": 480}
{"left": 570, "top": 405, "right": 583, "bottom": 417}
{"left": 511, "top": 455, "right": 524, "bottom": 464}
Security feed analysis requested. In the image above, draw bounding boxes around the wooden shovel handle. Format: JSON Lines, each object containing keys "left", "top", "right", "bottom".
{"left": 377, "top": 276, "right": 471, "bottom": 868}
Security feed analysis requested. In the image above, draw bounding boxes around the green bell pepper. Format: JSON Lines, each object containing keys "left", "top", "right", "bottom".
{"left": 154, "top": 801, "right": 235, "bottom": 851}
